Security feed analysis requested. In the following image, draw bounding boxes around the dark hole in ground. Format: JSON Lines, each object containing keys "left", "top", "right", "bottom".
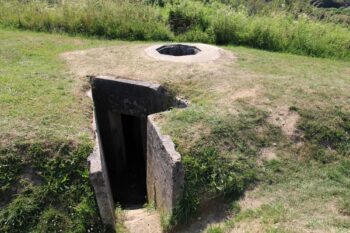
{"left": 157, "top": 44, "right": 201, "bottom": 56}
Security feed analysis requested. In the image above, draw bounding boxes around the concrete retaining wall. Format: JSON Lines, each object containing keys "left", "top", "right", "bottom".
{"left": 88, "top": 112, "right": 116, "bottom": 229}
{"left": 147, "top": 115, "right": 184, "bottom": 214}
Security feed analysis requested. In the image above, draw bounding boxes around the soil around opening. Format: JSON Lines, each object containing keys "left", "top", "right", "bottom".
{"left": 156, "top": 44, "right": 201, "bottom": 56}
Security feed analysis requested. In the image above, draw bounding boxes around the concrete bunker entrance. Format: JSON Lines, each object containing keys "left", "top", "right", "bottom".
{"left": 104, "top": 112, "right": 147, "bottom": 206}
{"left": 89, "top": 76, "right": 186, "bottom": 229}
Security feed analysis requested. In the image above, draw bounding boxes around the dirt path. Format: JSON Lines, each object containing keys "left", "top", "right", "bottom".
{"left": 124, "top": 208, "right": 162, "bottom": 233}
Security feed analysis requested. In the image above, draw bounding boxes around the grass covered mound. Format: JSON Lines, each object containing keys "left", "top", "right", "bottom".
{"left": 0, "top": 30, "right": 114, "bottom": 233}
{"left": 0, "top": 28, "right": 350, "bottom": 233}
{"left": 0, "top": 0, "right": 349, "bottom": 59}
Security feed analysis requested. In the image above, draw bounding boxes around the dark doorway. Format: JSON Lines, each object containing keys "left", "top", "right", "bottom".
{"left": 115, "top": 114, "right": 147, "bottom": 206}
{"left": 99, "top": 111, "right": 147, "bottom": 207}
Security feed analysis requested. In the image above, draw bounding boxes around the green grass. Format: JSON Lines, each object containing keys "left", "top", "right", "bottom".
{"left": 1, "top": 27, "right": 350, "bottom": 232}
{"left": 202, "top": 158, "right": 350, "bottom": 232}
{"left": 158, "top": 48, "right": 349, "bottom": 232}
{"left": 0, "top": 143, "right": 109, "bottom": 233}
{"left": 0, "top": 29, "right": 125, "bottom": 233}
{"left": 153, "top": 36, "right": 349, "bottom": 231}
{"left": 0, "top": 29, "right": 124, "bottom": 145}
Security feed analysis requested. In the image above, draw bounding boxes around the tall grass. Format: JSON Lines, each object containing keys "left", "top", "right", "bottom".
{"left": 0, "top": 0, "right": 349, "bottom": 58}
{"left": 0, "top": 0, "right": 173, "bottom": 41}
{"left": 211, "top": 10, "right": 350, "bottom": 58}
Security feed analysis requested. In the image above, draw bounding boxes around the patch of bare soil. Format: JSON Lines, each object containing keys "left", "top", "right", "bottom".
{"left": 60, "top": 45, "right": 235, "bottom": 84}
{"left": 20, "top": 166, "right": 42, "bottom": 186}
{"left": 230, "top": 220, "right": 265, "bottom": 233}
{"left": 238, "top": 187, "right": 272, "bottom": 212}
{"left": 176, "top": 198, "right": 231, "bottom": 233}
{"left": 61, "top": 44, "right": 271, "bottom": 122}
{"left": 124, "top": 208, "right": 162, "bottom": 233}
{"left": 259, "top": 147, "right": 278, "bottom": 161}
{"left": 268, "top": 106, "right": 302, "bottom": 142}
{"left": 0, "top": 166, "right": 42, "bottom": 208}
{"left": 230, "top": 87, "right": 259, "bottom": 102}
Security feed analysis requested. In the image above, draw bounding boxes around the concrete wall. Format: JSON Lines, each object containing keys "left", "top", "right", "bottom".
{"left": 147, "top": 115, "right": 184, "bottom": 214}
{"left": 88, "top": 75, "right": 185, "bottom": 230}
{"left": 88, "top": 112, "right": 116, "bottom": 229}
{"left": 90, "top": 76, "right": 183, "bottom": 117}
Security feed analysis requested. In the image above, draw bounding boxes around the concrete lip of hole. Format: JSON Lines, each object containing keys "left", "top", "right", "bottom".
{"left": 145, "top": 43, "right": 222, "bottom": 63}
{"left": 87, "top": 75, "right": 186, "bottom": 230}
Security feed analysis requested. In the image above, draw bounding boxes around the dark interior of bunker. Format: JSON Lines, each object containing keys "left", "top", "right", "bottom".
{"left": 99, "top": 112, "right": 147, "bottom": 206}
{"left": 91, "top": 77, "right": 182, "bottom": 207}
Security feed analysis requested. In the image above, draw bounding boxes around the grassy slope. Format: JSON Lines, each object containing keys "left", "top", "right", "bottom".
{"left": 159, "top": 48, "right": 350, "bottom": 231}
{"left": 224, "top": 48, "right": 350, "bottom": 232}
{"left": 0, "top": 29, "right": 124, "bottom": 146}
{"left": 0, "top": 29, "right": 124, "bottom": 233}
{"left": 0, "top": 28, "right": 349, "bottom": 233}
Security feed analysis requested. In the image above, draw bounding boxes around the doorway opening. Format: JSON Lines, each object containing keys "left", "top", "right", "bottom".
{"left": 89, "top": 76, "right": 186, "bottom": 229}
{"left": 90, "top": 76, "right": 185, "bottom": 209}
{"left": 103, "top": 112, "right": 147, "bottom": 207}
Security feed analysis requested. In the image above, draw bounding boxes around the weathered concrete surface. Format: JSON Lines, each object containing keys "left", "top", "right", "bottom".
{"left": 90, "top": 75, "right": 184, "bottom": 117}
{"left": 147, "top": 114, "right": 184, "bottom": 214}
{"left": 88, "top": 112, "right": 116, "bottom": 229}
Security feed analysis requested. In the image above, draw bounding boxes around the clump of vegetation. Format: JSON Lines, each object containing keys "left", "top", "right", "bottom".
{"left": 168, "top": 1, "right": 211, "bottom": 35}
{"left": 207, "top": 225, "right": 225, "bottom": 233}
{"left": 211, "top": 10, "right": 350, "bottom": 58}
{"left": 0, "top": 0, "right": 173, "bottom": 41}
{"left": 297, "top": 107, "right": 350, "bottom": 161}
{"left": 115, "top": 205, "right": 128, "bottom": 233}
{"left": 0, "top": 0, "right": 349, "bottom": 59}
{"left": 0, "top": 143, "right": 107, "bottom": 233}
{"left": 0, "top": 150, "right": 25, "bottom": 199}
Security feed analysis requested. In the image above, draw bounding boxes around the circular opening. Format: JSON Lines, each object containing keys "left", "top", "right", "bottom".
{"left": 156, "top": 44, "right": 201, "bottom": 56}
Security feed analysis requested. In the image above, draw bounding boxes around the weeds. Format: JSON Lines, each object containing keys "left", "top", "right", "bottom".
{"left": 0, "top": 149, "right": 24, "bottom": 198}
{"left": 0, "top": 0, "right": 349, "bottom": 59}
{"left": 0, "top": 142, "right": 105, "bottom": 233}
{"left": 207, "top": 226, "right": 225, "bottom": 233}
{"left": 115, "top": 205, "right": 128, "bottom": 233}
{"left": 0, "top": 0, "right": 173, "bottom": 41}
{"left": 298, "top": 108, "right": 350, "bottom": 157}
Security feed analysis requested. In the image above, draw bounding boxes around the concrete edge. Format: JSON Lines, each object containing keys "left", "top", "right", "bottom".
{"left": 148, "top": 114, "right": 182, "bottom": 164}
{"left": 87, "top": 96, "right": 116, "bottom": 230}
{"left": 147, "top": 114, "right": 184, "bottom": 213}
{"left": 144, "top": 43, "right": 222, "bottom": 63}
{"left": 89, "top": 75, "right": 161, "bottom": 91}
